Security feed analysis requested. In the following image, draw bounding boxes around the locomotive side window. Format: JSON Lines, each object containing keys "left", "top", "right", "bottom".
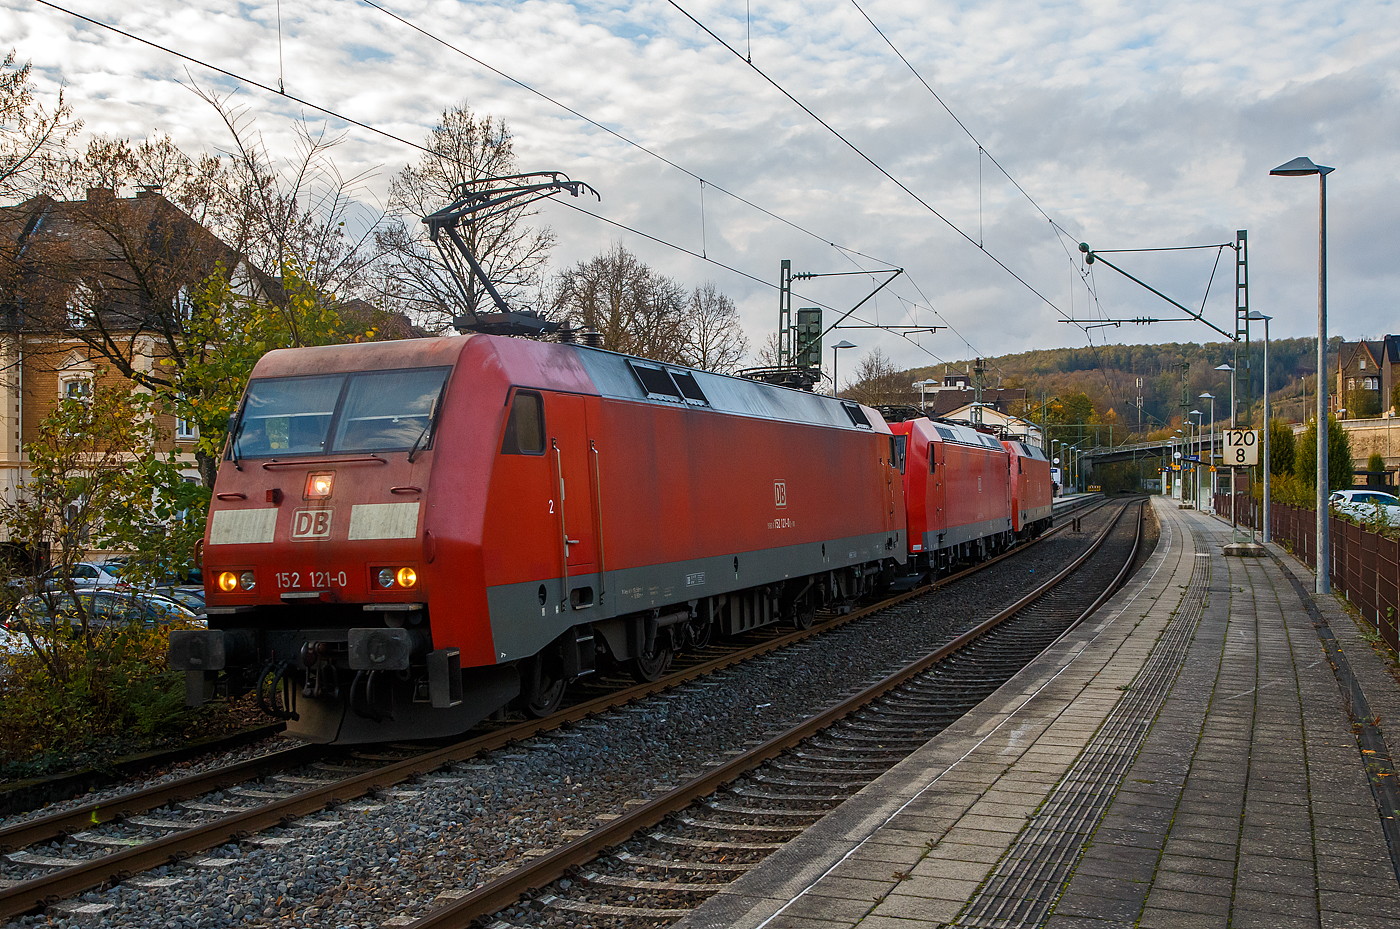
{"left": 629, "top": 362, "right": 684, "bottom": 401}
{"left": 331, "top": 367, "right": 450, "bottom": 452}
{"left": 669, "top": 370, "right": 709, "bottom": 406}
{"left": 892, "top": 435, "right": 907, "bottom": 474}
{"left": 842, "top": 402, "right": 871, "bottom": 428}
{"left": 501, "top": 391, "right": 545, "bottom": 455}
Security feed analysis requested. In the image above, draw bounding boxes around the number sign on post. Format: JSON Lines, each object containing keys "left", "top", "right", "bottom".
{"left": 1224, "top": 429, "right": 1259, "bottom": 466}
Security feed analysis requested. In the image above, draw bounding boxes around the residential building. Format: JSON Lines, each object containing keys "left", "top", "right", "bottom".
{"left": 1334, "top": 335, "right": 1399, "bottom": 419}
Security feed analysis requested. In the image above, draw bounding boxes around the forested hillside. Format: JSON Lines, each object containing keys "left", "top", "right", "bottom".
{"left": 901, "top": 336, "right": 1338, "bottom": 435}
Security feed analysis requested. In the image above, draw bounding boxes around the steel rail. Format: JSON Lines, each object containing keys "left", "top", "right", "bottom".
{"left": 0, "top": 742, "right": 320, "bottom": 855}
{"left": 0, "top": 495, "right": 1110, "bottom": 918}
{"left": 0, "top": 722, "right": 286, "bottom": 820}
{"left": 401, "top": 500, "right": 1139, "bottom": 928}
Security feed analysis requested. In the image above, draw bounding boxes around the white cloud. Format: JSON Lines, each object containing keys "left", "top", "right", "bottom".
{"left": 3, "top": 0, "right": 1397, "bottom": 378}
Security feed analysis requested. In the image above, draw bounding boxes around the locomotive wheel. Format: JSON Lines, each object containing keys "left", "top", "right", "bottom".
{"left": 522, "top": 653, "right": 567, "bottom": 718}
{"left": 629, "top": 640, "right": 674, "bottom": 683}
{"left": 524, "top": 674, "right": 566, "bottom": 717}
{"left": 790, "top": 595, "right": 816, "bottom": 630}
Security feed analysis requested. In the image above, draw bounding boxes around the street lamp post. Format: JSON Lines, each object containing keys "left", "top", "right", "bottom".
{"left": 831, "top": 340, "right": 857, "bottom": 398}
{"left": 1249, "top": 311, "right": 1273, "bottom": 542}
{"left": 1271, "top": 155, "right": 1334, "bottom": 595}
{"left": 1200, "top": 392, "right": 1215, "bottom": 512}
{"left": 1189, "top": 410, "right": 1203, "bottom": 508}
{"left": 913, "top": 378, "right": 936, "bottom": 415}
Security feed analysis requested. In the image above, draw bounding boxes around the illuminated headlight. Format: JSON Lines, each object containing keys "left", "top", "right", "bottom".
{"left": 377, "top": 568, "right": 395, "bottom": 588}
{"left": 396, "top": 567, "right": 417, "bottom": 588}
{"left": 239, "top": 571, "right": 257, "bottom": 591}
{"left": 304, "top": 472, "right": 335, "bottom": 499}
{"left": 218, "top": 571, "right": 239, "bottom": 592}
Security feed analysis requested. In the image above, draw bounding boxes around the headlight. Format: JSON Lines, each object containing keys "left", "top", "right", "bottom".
{"left": 304, "top": 472, "right": 335, "bottom": 499}
{"left": 218, "top": 572, "right": 239, "bottom": 592}
{"left": 239, "top": 571, "right": 257, "bottom": 591}
{"left": 396, "top": 567, "right": 417, "bottom": 588}
{"left": 377, "top": 568, "right": 395, "bottom": 588}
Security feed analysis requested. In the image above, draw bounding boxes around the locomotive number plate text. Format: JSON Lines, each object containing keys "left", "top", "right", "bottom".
{"left": 276, "top": 570, "right": 348, "bottom": 590}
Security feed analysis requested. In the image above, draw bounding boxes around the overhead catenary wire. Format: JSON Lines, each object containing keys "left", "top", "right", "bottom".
{"left": 30, "top": 0, "right": 1027, "bottom": 369}
{"left": 663, "top": 0, "right": 1077, "bottom": 330}
{"left": 24, "top": 0, "right": 864, "bottom": 324}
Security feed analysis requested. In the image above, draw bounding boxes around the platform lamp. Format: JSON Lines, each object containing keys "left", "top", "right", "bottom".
{"left": 1200, "top": 392, "right": 1215, "bottom": 511}
{"left": 831, "top": 340, "right": 856, "bottom": 398}
{"left": 1271, "top": 155, "right": 1333, "bottom": 594}
{"left": 1189, "top": 410, "right": 1203, "bottom": 508}
{"left": 1248, "top": 311, "right": 1273, "bottom": 542}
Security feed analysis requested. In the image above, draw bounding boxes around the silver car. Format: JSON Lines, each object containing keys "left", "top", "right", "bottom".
{"left": 1329, "top": 489, "right": 1400, "bottom": 528}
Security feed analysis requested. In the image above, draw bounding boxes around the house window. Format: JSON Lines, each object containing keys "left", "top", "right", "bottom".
{"left": 1347, "top": 378, "right": 1355, "bottom": 391}
{"left": 176, "top": 417, "right": 198, "bottom": 440}
{"left": 1360, "top": 357, "right": 1367, "bottom": 370}
{"left": 62, "top": 378, "right": 92, "bottom": 403}
{"left": 1364, "top": 377, "right": 1379, "bottom": 390}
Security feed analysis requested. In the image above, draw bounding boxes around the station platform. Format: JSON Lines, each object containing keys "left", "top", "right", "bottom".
{"left": 678, "top": 497, "right": 1400, "bottom": 929}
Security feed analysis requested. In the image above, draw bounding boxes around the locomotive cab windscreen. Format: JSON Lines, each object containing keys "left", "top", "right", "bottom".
{"left": 230, "top": 367, "right": 451, "bottom": 459}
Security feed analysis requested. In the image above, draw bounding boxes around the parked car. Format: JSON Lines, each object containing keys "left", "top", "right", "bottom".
{"left": 12, "top": 587, "right": 202, "bottom": 628}
{"left": 1330, "top": 489, "right": 1400, "bottom": 528}
{"left": 152, "top": 586, "right": 206, "bottom": 618}
{"left": 39, "top": 561, "right": 129, "bottom": 591}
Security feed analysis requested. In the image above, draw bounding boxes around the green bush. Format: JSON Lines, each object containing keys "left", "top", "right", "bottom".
{"left": 0, "top": 619, "right": 208, "bottom": 773}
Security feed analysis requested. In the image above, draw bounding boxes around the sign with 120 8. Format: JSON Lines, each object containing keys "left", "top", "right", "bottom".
{"left": 1223, "top": 429, "right": 1260, "bottom": 466}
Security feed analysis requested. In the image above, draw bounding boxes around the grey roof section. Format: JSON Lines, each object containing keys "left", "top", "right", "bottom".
{"left": 569, "top": 346, "right": 890, "bottom": 434}
{"left": 929, "top": 419, "right": 1006, "bottom": 449}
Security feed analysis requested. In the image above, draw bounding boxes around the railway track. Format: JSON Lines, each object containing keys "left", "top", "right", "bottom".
{"left": 400, "top": 498, "right": 1146, "bottom": 928}
{"left": 0, "top": 497, "right": 1112, "bottom": 923}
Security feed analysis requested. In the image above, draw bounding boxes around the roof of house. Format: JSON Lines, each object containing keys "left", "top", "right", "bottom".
{"left": 0, "top": 188, "right": 252, "bottom": 333}
{"left": 930, "top": 387, "right": 1026, "bottom": 417}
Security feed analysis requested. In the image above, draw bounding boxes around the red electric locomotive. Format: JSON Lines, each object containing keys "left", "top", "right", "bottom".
{"left": 170, "top": 334, "right": 906, "bottom": 743}
{"left": 1003, "top": 439, "right": 1054, "bottom": 540}
{"left": 889, "top": 418, "right": 1015, "bottom": 576}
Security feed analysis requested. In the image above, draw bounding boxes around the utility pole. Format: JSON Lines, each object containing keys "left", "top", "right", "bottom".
{"left": 972, "top": 358, "right": 985, "bottom": 427}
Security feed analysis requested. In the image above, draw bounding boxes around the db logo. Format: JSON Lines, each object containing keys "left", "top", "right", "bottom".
{"left": 292, "top": 509, "right": 333, "bottom": 540}
{"left": 774, "top": 481, "right": 787, "bottom": 509}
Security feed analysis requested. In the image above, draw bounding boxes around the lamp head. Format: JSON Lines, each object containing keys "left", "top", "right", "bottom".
{"left": 1246, "top": 311, "right": 1272, "bottom": 322}
{"left": 1270, "top": 156, "right": 1334, "bottom": 177}
{"left": 1199, "top": 392, "right": 1213, "bottom": 400}
{"left": 833, "top": 340, "right": 856, "bottom": 350}
{"left": 1215, "top": 363, "right": 1234, "bottom": 372}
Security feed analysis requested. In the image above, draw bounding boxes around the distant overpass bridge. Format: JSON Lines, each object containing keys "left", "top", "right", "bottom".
{"left": 1080, "top": 435, "right": 1219, "bottom": 473}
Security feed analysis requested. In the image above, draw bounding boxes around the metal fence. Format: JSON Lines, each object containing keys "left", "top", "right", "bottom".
{"left": 1212, "top": 493, "right": 1399, "bottom": 652}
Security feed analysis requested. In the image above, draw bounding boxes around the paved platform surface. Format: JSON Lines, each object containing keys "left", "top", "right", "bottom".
{"left": 677, "top": 497, "right": 1400, "bottom": 929}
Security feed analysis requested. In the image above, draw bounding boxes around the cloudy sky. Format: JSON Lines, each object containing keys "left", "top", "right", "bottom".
{"left": 4, "top": 0, "right": 1398, "bottom": 379}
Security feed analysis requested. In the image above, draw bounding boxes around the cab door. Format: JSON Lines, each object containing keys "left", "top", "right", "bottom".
{"left": 546, "top": 394, "right": 599, "bottom": 607}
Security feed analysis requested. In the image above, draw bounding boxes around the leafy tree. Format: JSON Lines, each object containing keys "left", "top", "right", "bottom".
{"left": 195, "top": 85, "right": 383, "bottom": 300}
{"left": 163, "top": 263, "right": 383, "bottom": 486}
{"left": 0, "top": 50, "right": 80, "bottom": 200}
{"left": 552, "top": 242, "right": 688, "bottom": 361}
{"left": 845, "top": 348, "right": 907, "bottom": 407}
{"left": 1268, "top": 419, "right": 1295, "bottom": 476}
{"left": 0, "top": 380, "right": 200, "bottom": 657}
{"left": 1366, "top": 452, "right": 1387, "bottom": 485}
{"left": 1344, "top": 384, "right": 1381, "bottom": 418}
{"left": 376, "top": 102, "right": 554, "bottom": 333}
{"left": 1294, "top": 415, "right": 1354, "bottom": 492}
{"left": 680, "top": 282, "right": 748, "bottom": 373}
